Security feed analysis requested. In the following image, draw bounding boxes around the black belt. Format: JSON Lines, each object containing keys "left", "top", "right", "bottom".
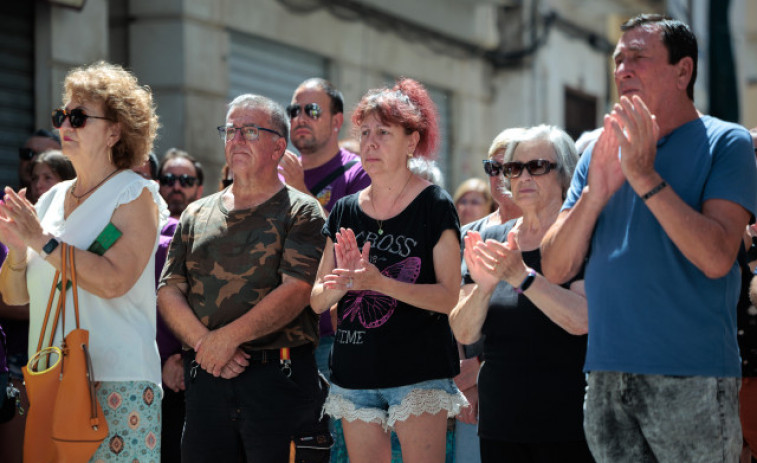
{"left": 186, "top": 344, "right": 313, "bottom": 380}
{"left": 245, "top": 343, "right": 314, "bottom": 365}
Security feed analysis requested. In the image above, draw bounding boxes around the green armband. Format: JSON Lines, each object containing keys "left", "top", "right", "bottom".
{"left": 88, "top": 222, "right": 123, "bottom": 256}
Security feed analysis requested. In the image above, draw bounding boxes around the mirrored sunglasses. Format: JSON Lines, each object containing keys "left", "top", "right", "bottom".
{"left": 286, "top": 103, "right": 322, "bottom": 120}
{"left": 217, "top": 125, "right": 282, "bottom": 143}
{"left": 159, "top": 173, "right": 198, "bottom": 187}
{"left": 51, "top": 108, "right": 112, "bottom": 129}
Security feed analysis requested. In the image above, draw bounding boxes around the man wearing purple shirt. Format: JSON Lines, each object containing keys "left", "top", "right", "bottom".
{"left": 134, "top": 155, "right": 183, "bottom": 463}
{"left": 279, "top": 78, "right": 371, "bottom": 382}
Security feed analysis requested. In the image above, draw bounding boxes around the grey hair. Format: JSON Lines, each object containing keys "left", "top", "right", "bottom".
{"left": 502, "top": 124, "right": 578, "bottom": 196}
{"left": 226, "top": 94, "right": 290, "bottom": 143}
{"left": 408, "top": 157, "right": 445, "bottom": 189}
{"left": 487, "top": 127, "right": 528, "bottom": 160}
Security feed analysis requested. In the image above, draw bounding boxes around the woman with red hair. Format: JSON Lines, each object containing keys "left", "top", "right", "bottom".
{"left": 311, "top": 78, "right": 465, "bottom": 462}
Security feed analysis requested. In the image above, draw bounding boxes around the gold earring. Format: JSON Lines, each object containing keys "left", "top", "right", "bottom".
{"left": 408, "top": 152, "right": 413, "bottom": 158}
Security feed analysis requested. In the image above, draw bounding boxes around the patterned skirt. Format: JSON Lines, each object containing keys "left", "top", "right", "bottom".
{"left": 90, "top": 380, "right": 161, "bottom": 462}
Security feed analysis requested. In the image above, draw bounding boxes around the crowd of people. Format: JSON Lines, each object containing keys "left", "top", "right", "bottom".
{"left": 0, "top": 13, "right": 756, "bottom": 463}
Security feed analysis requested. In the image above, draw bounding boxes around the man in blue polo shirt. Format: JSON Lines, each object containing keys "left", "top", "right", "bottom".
{"left": 541, "top": 14, "right": 757, "bottom": 463}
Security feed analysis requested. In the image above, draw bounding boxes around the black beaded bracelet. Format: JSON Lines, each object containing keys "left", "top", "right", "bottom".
{"left": 642, "top": 181, "right": 667, "bottom": 201}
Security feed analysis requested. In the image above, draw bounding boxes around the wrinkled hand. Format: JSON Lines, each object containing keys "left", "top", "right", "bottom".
{"left": 610, "top": 95, "right": 660, "bottom": 186}
{"left": 454, "top": 357, "right": 480, "bottom": 392}
{"left": 162, "top": 353, "right": 186, "bottom": 393}
{"left": 457, "top": 385, "right": 479, "bottom": 425}
{"left": 586, "top": 118, "right": 625, "bottom": 205}
{"left": 463, "top": 231, "right": 499, "bottom": 293}
{"left": 0, "top": 188, "right": 41, "bottom": 252}
{"left": 218, "top": 349, "right": 250, "bottom": 379}
{"left": 468, "top": 230, "right": 530, "bottom": 290}
{"left": 194, "top": 328, "right": 239, "bottom": 377}
{"left": 278, "top": 150, "right": 308, "bottom": 194}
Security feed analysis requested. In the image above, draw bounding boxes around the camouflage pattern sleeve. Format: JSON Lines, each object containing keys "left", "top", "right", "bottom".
{"left": 280, "top": 191, "right": 326, "bottom": 285}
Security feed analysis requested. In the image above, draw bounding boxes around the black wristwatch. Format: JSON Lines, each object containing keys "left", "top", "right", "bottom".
{"left": 40, "top": 237, "right": 60, "bottom": 259}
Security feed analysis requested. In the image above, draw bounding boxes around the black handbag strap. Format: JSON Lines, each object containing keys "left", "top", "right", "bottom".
{"left": 310, "top": 160, "right": 359, "bottom": 197}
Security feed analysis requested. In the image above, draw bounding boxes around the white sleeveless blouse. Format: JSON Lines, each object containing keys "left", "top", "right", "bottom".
{"left": 27, "top": 171, "right": 167, "bottom": 387}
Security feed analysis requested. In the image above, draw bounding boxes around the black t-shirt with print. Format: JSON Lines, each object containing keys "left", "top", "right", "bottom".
{"left": 324, "top": 185, "right": 461, "bottom": 389}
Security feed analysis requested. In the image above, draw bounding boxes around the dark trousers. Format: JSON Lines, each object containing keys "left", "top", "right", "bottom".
{"left": 181, "top": 346, "right": 326, "bottom": 463}
{"left": 161, "top": 387, "right": 185, "bottom": 463}
{"left": 479, "top": 437, "right": 595, "bottom": 463}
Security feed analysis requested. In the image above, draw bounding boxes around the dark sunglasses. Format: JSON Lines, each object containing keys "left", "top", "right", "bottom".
{"left": 19, "top": 148, "right": 37, "bottom": 161}
{"left": 159, "top": 173, "right": 198, "bottom": 187}
{"left": 51, "top": 108, "right": 113, "bottom": 129}
{"left": 286, "top": 103, "right": 322, "bottom": 120}
{"left": 501, "top": 160, "right": 558, "bottom": 179}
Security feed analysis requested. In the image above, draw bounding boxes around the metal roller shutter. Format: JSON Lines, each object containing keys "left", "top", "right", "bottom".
{"left": 229, "top": 32, "right": 327, "bottom": 112}
{"left": 0, "top": 3, "right": 35, "bottom": 190}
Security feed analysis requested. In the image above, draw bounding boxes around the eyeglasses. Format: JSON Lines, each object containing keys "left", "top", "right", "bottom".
{"left": 51, "top": 108, "right": 112, "bottom": 129}
{"left": 285, "top": 103, "right": 322, "bottom": 120}
{"left": 501, "top": 160, "right": 558, "bottom": 179}
{"left": 159, "top": 173, "right": 198, "bottom": 188}
{"left": 19, "top": 148, "right": 37, "bottom": 161}
{"left": 217, "top": 125, "right": 282, "bottom": 143}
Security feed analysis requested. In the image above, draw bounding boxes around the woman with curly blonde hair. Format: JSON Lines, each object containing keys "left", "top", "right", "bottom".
{"left": 0, "top": 61, "right": 167, "bottom": 461}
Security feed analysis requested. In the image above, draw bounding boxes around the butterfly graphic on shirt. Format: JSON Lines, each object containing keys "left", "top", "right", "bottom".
{"left": 341, "top": 256, "right": 422, "bottom": 329}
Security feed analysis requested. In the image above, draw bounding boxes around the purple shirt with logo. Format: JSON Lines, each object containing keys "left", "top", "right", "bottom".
{"left": 304, "top": 148, "right": 371, "bottom": 336}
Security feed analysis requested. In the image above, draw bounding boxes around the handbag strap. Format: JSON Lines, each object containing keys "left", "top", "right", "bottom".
{"left": 57, "top": 243, "right": 69, "bottom": 341}
{"left": 68, "top": 243, "right": 80, "bottom": 329}
{"left": 36, "top": 243, "right": 68, "bottom": 352}
{"left": 34, "top": 267, "right": 60, "bottom": 353}
{"left": 34, "top": 242, "right": 81, "bottom": 352}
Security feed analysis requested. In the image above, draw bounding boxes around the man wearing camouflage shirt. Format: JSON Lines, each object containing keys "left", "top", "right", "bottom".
{"left": 157, "top": 94, "right": 327, "bottom": 462}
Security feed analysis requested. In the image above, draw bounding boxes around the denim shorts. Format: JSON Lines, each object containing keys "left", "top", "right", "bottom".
{"left": 323, "top": 378, "right": 467, "bottom": 430}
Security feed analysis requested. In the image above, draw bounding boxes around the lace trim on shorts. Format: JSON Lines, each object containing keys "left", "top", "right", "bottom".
{"left": 323, "top": 393, "right": 388, "bottom": 429}
{"left": 387, "top": 388, "right": 467, "bottom": 429}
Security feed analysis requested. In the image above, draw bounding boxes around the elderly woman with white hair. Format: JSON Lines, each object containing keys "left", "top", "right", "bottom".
{"left": 450, "top": 125, "right": 593, "bottom": 463}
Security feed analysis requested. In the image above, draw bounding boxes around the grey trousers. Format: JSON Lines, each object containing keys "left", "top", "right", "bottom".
{"left": 583, "top": 371, "right": 742, "bottom": 463}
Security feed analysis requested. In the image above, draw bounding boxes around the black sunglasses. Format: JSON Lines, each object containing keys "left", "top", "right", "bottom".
{"left": 159, "top": 173, "right": 198, "bottom": 187}
{"left": 501, "top": 160, "right": 558, "bottom": 179}
{"left": 51, "top": 108, "right": 113, "bottom": 129}
{"left": 19, "top": 148, "right": 37, "bottom": 161}
{"left": 482, "top": 160, "right": 504, "bottom": 177}
{"left": 286, "top": 103, "right": 322, "bottom": 120}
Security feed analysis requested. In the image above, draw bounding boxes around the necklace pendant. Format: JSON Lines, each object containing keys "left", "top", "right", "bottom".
{"left": 378, "top": 228, "right": 383, "bottom": 235}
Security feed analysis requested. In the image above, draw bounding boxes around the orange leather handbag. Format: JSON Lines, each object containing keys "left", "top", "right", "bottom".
{"left": 22, "top": 243, "right": 108, "bottom": 463}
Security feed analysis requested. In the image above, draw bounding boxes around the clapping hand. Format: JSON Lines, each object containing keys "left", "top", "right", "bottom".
{"left": 278, "top": 150, "right": 308, "bottom": 194}
{"left": 609, "top": 95, "right": 661, "bottom": 188}
{"left": 324, "top": 227, "right": 382, "bottom": 292}
{"left": 465, "top": 230, "right": 530, "bottom": 291}
{"left": 0, "top": 187, "right": 42, "bottom": 252}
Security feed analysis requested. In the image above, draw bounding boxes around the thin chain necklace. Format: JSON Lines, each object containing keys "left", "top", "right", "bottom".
{"left": 370, "top": 172, "right": 413, "bottom": 235}
{"left": 70, "top": 168, "right": 120, "bottom": 203}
